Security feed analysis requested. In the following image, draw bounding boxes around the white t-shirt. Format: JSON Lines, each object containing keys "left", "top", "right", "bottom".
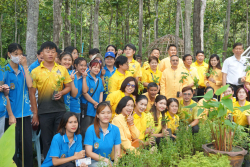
{"left": 222, "top": 55, "right": 248, "bottom": 85}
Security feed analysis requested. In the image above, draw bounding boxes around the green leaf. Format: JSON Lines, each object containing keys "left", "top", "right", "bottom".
{"left": 236, "top": 105, "right": 250, "bottom": 112}
{"left": 217, "top": 103, "right": 227, "bottom": 118}
{"left": 183, "top": 103, "right": 197, "bottom": 108}
{"left": 204, "top": 90, "right": 213, "bottom": 101}
{"left": 224, "top": 119, "right": 234, "bottom": 128}
{"left": 222, "top": 94, "right": 232, "bottom": 100}
{"left": 221, "top": 99, "right": 234, "bottom": 112}
{"left": 197, "top": 108, "right": 204, "bottom": 117}
{"left": 207, "top": 101, "right": 220, "bottom": 108}
{"left": 215, "top": 84, "right": 229, "bottom": 96}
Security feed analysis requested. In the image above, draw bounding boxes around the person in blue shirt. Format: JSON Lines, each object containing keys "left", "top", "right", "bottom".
{"left": 103, "top": 52, "right": 116, "bottom": 101}
{"left": 42, "top": 112, "right": 87, "bottom": 167}
{"left": 28, "top": 48, "right": 44, "bottom": 73}
{"left": 4, "top": 43, "right": 34, "bottom": 167}
{"left": 85, "top": 101, "right": 121, "bottom": 167}
{"left": 82, "top": 60, "right": 104, "bottom": 143}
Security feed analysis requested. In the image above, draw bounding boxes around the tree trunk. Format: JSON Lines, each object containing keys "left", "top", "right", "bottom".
{"left": 26, "top": 0, "right": 39, "bottom": 66}
{"left": 80, "top": 5, "right": 83, "bottom": 52}
{"left": 139, "top": 0, "right": 143, "bottom": 56}
{"left": 0, "top": 14, "right": 2, "bottom": 57}
{"left": 15, "top": 0, "right": 17, "bottom": 43}
{"left": 175, "top": 0, "right": 181, "bottom": 55}
{"left": 53, "top": 0, "right": 62, "bottom": 47}
{"left": 247, "top": 0, "right": 249, "bottom": 46}
{"left": 116, "top": 3, "right": 119, "bottom": 46}
{"left": 125, "top": 1, "right": 130, "bottom": 44}
{"left": 184, "top": 0, "right": 192, "bottom": 54}
{"left": 106, "top": 0, "right": 113, "bottom": 44}
{"left": 64, "top": 0, "right": 71, "bottom": 47}
{"left": 223, "top": 0, "right": 231, "bottom": 61}
{"left": 200, "top": 0, "right": 206, "bottom": 51}
{"left": 74, "top": 0, "right": 77, "bottom": 47}
{"left": 180, "top": 3, "right": 184, "bottom": 39}
{"left": 89, "top": 4, "right": 93, "bottom": 50}
{"left": 93, "top": 0, "right": 100, "bottom": 49}
{"left": 193, "top": 0, "right": 201, "bottom": 56}
{"left": 154, "top": 0, "right": 158, "bottom": 40}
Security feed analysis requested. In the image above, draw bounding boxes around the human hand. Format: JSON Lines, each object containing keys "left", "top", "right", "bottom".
{"left": 80, "top": 162, "right": 88, "bottom": 167}
{"left": 82, "top": 69, "right": 89, "bottom": 78}
{"left": 241, "top": 77, "right": 246, "bottom": 83}
{"left": 117, "top": 49, "right": 123, "bottom": 56}
{"left": 2, "top": 84, "right": 9, "bottom": 96}
{"left": 104, "top": 158, "right": 112, "bottom": 167}
{"left": 74, "top": 150, "right": 85, "bottom": 159}
{"left": 208, "top": 77, "right": 216, "bottom": 83}
{"left": 70, "top": 70, "right": 78, "bottom": 80}
{"left": 19, "top": 55, "right": 28, "bottom": 67}
{"left": 54, "top": 91, "right": 63, "bottom": 100}
{"left": 93, "top": 102, "right": 98, "bottom": 109}
{"left": 31, "top": 114, "right": 39, "bottom": 126}
{"left": 101, "top": 68, "right": 106, "bottom": 76}
{"left": 9, "top": 115, "right": 16, "bottom": 125}
{"left": 206, "top": 82, "right": 211, "bottom": 87}
{"left": 127, "top": 111, "right": 135, "bottom": 126}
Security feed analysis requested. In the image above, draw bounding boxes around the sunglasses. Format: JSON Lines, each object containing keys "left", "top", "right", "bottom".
{"left": 127, "top": 83, "right": 135, "bottom": 88}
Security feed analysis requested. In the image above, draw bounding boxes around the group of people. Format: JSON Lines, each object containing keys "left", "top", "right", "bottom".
{"left": 0, "top": 41, "right": 250, "bottom": 167}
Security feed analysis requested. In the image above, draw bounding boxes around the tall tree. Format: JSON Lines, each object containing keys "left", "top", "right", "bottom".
{"left": 53, "top": 0, "right": 62, "bottom": 47}
{"left": 0, "top": 14, "right": 2, "bottom": 57}
{"left": 223, "top": 0, "right": 231, "bottom": 61}
{"left": 74, "top": 0, "right": 77, "bottom": 47}
{"left": 184, "top": 0, "right": 192, "bottom": 54}
{"left": 247, "top": 0, "right": 250, "bottom": 46}
{"left": 175, "top": 0, "right": 181, "bottom": 55}
{"left": 139, "top": 0, "right": 143, "bottom": 55}
{"left": 200, "top": 0, "right": 206, "bottom": 50}
{"left": 26, "top": 0, "right": 39, "bottom": 66}
{"left": 64, "top": 0, "right": 71, "bottom": 47}
{"left": 154, "top": 0, "right": 159, "bottom": 40}
{"left": 89, "top": 4, "right": 93, "bottom": 50}
{"left": 106, "top": 0, "right": 113, "bottom": 44}
{"left": 193, "top": 0, "right": 201, "bottom": 56}
{"left": 93, "top": 0, "right": 100, "bottom": 49}
{"left": 125, "top": 1, "right": 130, "bottom": 44}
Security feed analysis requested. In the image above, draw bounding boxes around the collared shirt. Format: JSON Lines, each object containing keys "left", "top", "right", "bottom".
{"left": 182, "top": 66, "right": 199, "bottom": 89}
{"left": 133, "top": 112, "right": 147, "bottom": 140}
{"left": 178, "top": 100, "right": 200, "bottom": 124}
{"left": 166, "top": 111, "right": 179, "bottom": 134}
{"left": 106, "top": 90, "right": 134, "bottom": 120}
{"left": 103, "top": 65, "right": 116, "bottom": 101}
{"left": 84, "top": 123, "right": 121, "bottom": 160}
{"left": 29, "top": 59, "right": 40, "bottom": 73}
{"left": 159, "top": 56, "right": 184, "bottom": 72}
{"left": 128, "top": 59, "right": 142, "bottom": 78}
{"left": 204, "top": 68, "right": 222, "bottom": 92}
{"left": 42, "top": 133, "right": 82, "bottom": 167}
{"left": 31, "top": 62, "right": 72, "bottom": 115}
{"left": 233, "top": 101, "right": 250, "bottom": 126}
{"left": 191, "top": 61, "right": 208, "bottom": 87}
{"left": 142, "top": 59, "right": 161, "bottom": 71}
{"left": 108, "top": 69, "right": 133, "bottom": 93}
{"left": 142, "top": 92, "right": 158, "bottom": 113}
{"left": 141, "top": 68, "right": 162, "bottom": 87}
{"left": 222, "top": 55, "right": 248, "bottom": 85}
{"left": 145, "top": 112, "right": 163, "bottom": 134}
{"left": 160, "top": 66, "right": 187, "bottom": 101}
{"left": 112, "top": 114, "right": 140, "bottom": 154}
{"left": 70, "top": 75, "right": 82, "bottom": 113}
{"left": 6, "top": 64, "right": 32, "bottom": 118}
{"left": 0, "top": 69, "right": 9, "bottom": 118}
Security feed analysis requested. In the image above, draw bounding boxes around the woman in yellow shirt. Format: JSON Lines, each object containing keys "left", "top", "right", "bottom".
{"left": 106, "top": 77, "right": 138, "bottom": 120}
{"left": 142, "top": 56, "right": 162, "bottom": 92}
{"left": 233, "top": 87, "right": 250, "bottom": 127}
{"left": 112, "top": 96, "right": 140, "bottom": 155}
{"left": 205, "top": 54, "right": 222, "bottom": 100}
{"left": 166, "top": 98, "right": 179, "bottom": 139}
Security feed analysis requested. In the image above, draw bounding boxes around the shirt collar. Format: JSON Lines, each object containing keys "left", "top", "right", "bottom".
{"left": 134, "top": 112, "right": 144, "bottom": 119}
{"left": 36, "top": 59, "right": 40, "bottom": 65}
{"left": 104, "top": 65, "right": 116, "bottom": 72}
{"left": 100, "top": 123, "right": 112, "bottom": 132}
{"left": 149, "top": 68, "right": 158, "bottom": 74}
{"left": 116, "top": 69, "right": 126, "bottom": 76}
{"left": 7, "top": 64, "right": 21, "bottom": 74}
{"left": 194, "top": 61, "right": 205, "bottom": 66}
{"left": 166, "top": 111, "right": 174, "bottom": 120}
{"left": 40, "top": 61, "right": 58, "bottom": 68}
{"left": 63, "top": 133, "right": 77, "bottom": 143}
{"left": 131, "top": 59, "right": 135, "bottom": 63}
{"left": 180, "top": 99, "right": 195, "bottom": 106}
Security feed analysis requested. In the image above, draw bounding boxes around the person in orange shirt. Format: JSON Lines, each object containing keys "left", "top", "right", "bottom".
{"left": 205, "top": 54, "right": 222, "bottom": 100}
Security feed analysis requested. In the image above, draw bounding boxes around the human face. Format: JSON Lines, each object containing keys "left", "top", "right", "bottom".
{"left": 149, "top": 59, "right": 158, "bottom": 71}
{"left": 168, "top": 101, "right": 178, "bottom": 115}
{"left": 233, "top": 45, "right": 244, "bottom": 57}
{"left": 37, "top": 54, "right": 44, "bottom": 64}
{"left": 97, "top": 106, "right": 112, "bottom": 124}
{"left": 136, "top": 58, "right": 142, "bottom": 65}
{"left": 168, "top": 46, "right": 177, "bottom": 57}
{"left": 125, "top": 81, "right": 136, "bottom": 94}
{"left": 237, "top": 88, "right": 247, "bottom": 101}
{"left": 120, "top": 61, "right": 129, "bottom": 71}
{"left": 124, "top": 46, "right": 135, "bottom": 58}
{"left": 184, "top": 56, "right": 193, "bottom": 66}
{"left": 196, "top": 53, "right": 205, "bottom": 64}
{"left": 60, "top": 55, "right": 73, "bottom": 69}
{"left": 72, "top": 49, "right": 79, "bottom": 61}
{"left": 105, "top": 56, "right": 115, "bottom": 67}
{"left": 75, "top": 61, "right": 87, "bottom": 74}
{"left": 121, "top": 100, "right": 134, "bottom": 116}
{"left": 170, "top": 56, "right": 179, "bottom": 67}
{"left": 210, "top": 57, "right": 219, "bottom": 68}
{"left": 8, "top": 49, "right": 23, "bottom": 61}
{"left": 55, "top": 57, "right": 60, "bottom": 64}
{"left": 148, "top": 87, "right": 158, "bottom": 98}
{"left": 151, "top": 49, "right": 160, "bottom": 58}
{"left": 155, "top": 99, "right": 167, "bottom": 112}
{"left": 42, "top": 48, "right": 57, "bottom": 63}
{"left": 90, "top": 64, "right": 101, "bottom": 75}
{"left": 65, "top": 116, "right": 78, "bottom": 134}
{"left": 224, "top": 87, "right": 234, "bottom": 98}
{"left": 183, "top": 90, "right": 193, "bottom": 102}
{"left": 107, "top": 46, "right": 117, "bottom": 55}
{"left": 135, "top": 99, "right": 148, "bottom": 113}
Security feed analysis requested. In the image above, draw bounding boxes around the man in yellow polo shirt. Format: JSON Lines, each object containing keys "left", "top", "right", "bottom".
{"left": 159, "top": 44, "right": 184, "bottom": 72}
{"left": 178, "top": 87, "right": 200, "bottom": 134}
{"left": 142, "top": 48, "right": 161, "bottom": 70}
{"left": 30, "top": 41, "right": 72, "bottom": 158}
{"left": 191, "top": 50, "right": 208, "bottom": 100}
{"left": 108, "top": 55, "right": 133, "bottom": 93}
{"left": 143, "top": 82, "right": 159, "bottom": 113}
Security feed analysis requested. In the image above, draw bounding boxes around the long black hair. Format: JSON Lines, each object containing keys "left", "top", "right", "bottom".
{"left": 57, "top": 112, "right": 80, "bottom": 135}
{"left": 207, "top": 54, "right": 222, "bottom": 78}
{"left": 150, "top": 95, "right": 167, "bottom": 126}
{"left": 5, "top": 43, "right": 23, "bottom": 59}
{"left": 115, "top": 96, "right": 134, "bottom": 115}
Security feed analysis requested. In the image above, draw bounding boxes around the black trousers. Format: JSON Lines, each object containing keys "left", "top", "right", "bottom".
{"left": 197, "top": 87, "right": 205, "bottom": 101}
{"left": 81, "top": 115, "right": 95, "bottom": 146}
{"left": 227, "top": 83, "right": 244, "bottom": 97}
{"left": 5, "top": 116, "right": 33, "bottom": 167}
{"left": 39, "top": 112, "right": 65, "bottom": 158}
{"left": 53, "top": 162, "right": 75, "bottom": 167}
{"left": 192, "top": 125, "right": 199, "bottom": 134}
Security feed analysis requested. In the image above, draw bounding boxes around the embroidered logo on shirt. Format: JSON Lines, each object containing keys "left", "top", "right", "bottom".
{"left": 90, "top": 88, "right": 94, "bottom": 93}
{"left": 10, "top": 83, "right": 15, "bottom": 90}
{"left": 94, "top": 142, "right": 99, "bottom": 149}
{"left": 132, "top": 65, "right": 135, "bottom": 68}
{"left": 61, "top": 154, "right": 66, "bottom": 158}
{"left": 56, "top": 69, "right": 61, "bottom": 75}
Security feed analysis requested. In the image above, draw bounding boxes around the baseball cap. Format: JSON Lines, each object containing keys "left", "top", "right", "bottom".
{"left": 104, "top": 52, "right": 115, "bottom": 58}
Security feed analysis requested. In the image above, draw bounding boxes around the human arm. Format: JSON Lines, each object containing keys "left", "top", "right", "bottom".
{"left": 29, "top": 87, "right": 39, "bottom": 125}
{"left": 54, "top": 83, "right": 71, "bottom": 100}
{"left": 99, "top": 92, "right": 103, "bottom": 103}
{"left": 189, "top": 119, "right": 199, "bottom": 127}
{"left": 52, "top": 150, "right": 85, "bottom": 166}
{"left": 70, "top": 71, "right": 78, "bottom": 98}
{"left": 20, "top": 56, "right": 33, "bottom": 88}
{"left": 215, "top": 70, "right": 222, "bottom": 86}
{"left": 222, "top": 73, "right": 227, "bottom": 86}
{"left": 83, "top": 93, "right": 98, "bottom": 108}
{"left": 6, "top": 96, "right": 16, "bottom": 125}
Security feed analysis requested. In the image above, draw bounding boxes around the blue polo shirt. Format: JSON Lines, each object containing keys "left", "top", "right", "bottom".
{"left": 86, "top": 74, "right": 104, "bottom": 117}
{"left": 0, "top": 69, "right": 10, "bottom": 118}
{"left": 70, "top": 76, "right": 82, "bottom": 113}
{"left": 84, "top": 124, "right": 121, "bottom": 159}
{"left": 42, "top": 133, "right": 82, "bottom": 167}
{"left": 29, "top": 59, "right": 40, "bottom": 73}
{"left": 103, "top": 65, "right": 116, "bottom": 101}
{"left": 5, "top": 64, "right": 32, "bottom": 118}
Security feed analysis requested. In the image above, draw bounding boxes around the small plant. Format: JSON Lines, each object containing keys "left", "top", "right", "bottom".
{"left": 104, "top": 76, "right": 109, "bottom": 94}
{"left": 52, "top": 76, "right": 65, "bottom": 92}
{"left": 179, "top": 72, "right": 189, "bottom": 84}
{"left": 205, "top": 67, "right": 217, "bottom": 78}
{"left": 138, "top": 81, "right": 144, "bottom": 95}
{"left": 193, "top": 76, "right": 199, "bottom": 89}
{"left": 152, "top": 75, "right": 160, "bottom": 84}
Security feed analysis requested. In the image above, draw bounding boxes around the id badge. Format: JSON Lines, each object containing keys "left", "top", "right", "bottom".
{"left": 75, "top": 157, "right": 91, "bottom": 166}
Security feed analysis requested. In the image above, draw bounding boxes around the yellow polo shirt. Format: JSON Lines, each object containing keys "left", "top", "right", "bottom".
{"left": 133, "top": 112, "right": 147, "bottom": 140}
{"left": 191, "top": 61, "right": 208, "bottom": 87}
{"left": 159, "top": 56, "right": 184, "bottom": 72}
{"left": 178, "top": 100, "right": 200, "bottom": 124}
{"left": 182, "top": 66, "right": 199, "bottom": 89}
{"left": 160, "top": 66, "right": 187, "bottom": 101}
{"left": 204, "top": 68, "right": 222, "bottom": 92}
{"left": 142, "top": 59, "right": 160, "bottom": 71}
{"left": 246, "top": 71, "right": 250, "bottom": 82}
{"left": 106, "top": 90, "right": 134, "bottom": 120}
{"left": 142, "top": 92, "right": 157, "bottom": 113}
{"left": 128, "top": 59, "right": 142, "bottom": 78}
{"left": 233, "top": 101, "right": 250, "bottom": 126}
{"left": 141, "top": 69, "right": 162, "bottom": 88}
{"left": 108, "top": 69, "right": 133, "bottom": 93}
{"left": 145, "top": 112, "right": 162, "bottom": 134}
{"left": 166, "top": 111, "right": 179, "bottom": 134}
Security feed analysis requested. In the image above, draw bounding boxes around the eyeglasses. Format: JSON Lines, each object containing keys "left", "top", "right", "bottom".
{"left": 183, "top": 93, "right": 192, "bottom": 96}
{"left": 171, "top": 60, "right": 179, "bottom": 62}
{"left": 127, "top": 83, "right": 135, "bottom": 88}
